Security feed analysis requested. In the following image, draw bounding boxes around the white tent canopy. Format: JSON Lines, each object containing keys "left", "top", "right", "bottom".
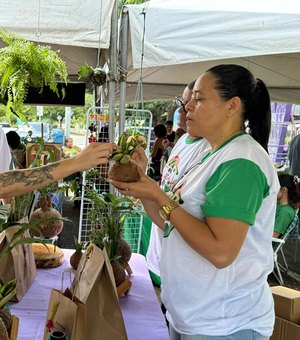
{"left": 0, "top": 0, "right": 116, "bottom": 75}
{"left": 124, "top": 0, "right": 300, "bottom": 103}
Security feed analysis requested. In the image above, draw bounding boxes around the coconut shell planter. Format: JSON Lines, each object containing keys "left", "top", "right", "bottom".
{"left": 29, "top": 195, "right": 65, "bottom": 268}
{"left": 108, "top": 132, "right": 147, "bottom": 183}
{"left": 69, "top": 237, "right": 85, "bottom": 271}
{"left": 29, "top": 196, "right": 64, "bottom": 239}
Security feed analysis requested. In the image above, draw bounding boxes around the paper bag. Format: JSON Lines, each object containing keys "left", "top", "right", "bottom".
{"left": 44, "top": 245, "right": 127, "bottom": 340}
{"left": 71, "top": 244, "right": 128, "bottom": 340}
{"left": 44, "top": 288, "right": 87, "bottom": 340}
{"left": 0, "top": 226, "right": 36, "bottom": 301}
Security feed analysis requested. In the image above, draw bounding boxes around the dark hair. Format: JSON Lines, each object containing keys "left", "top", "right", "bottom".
{"left": 165, "top": 120, "right": 173, "bottom": 126}
{"left": 65, "top": 137, "right": 72, "bottom": 145}
{"left": 98, "top": 125, "right": 109, "bottom": 142}
{"left": 206, "top": 64, "right": 271, "bottom": 152}
{"left": 187, "top": 80, "right": 196, "bottom": 90}
{"left": 154, "top": 124, "right": 167, "bottom": 138}
{"left": 278, "top": 174, "right": 300, "bottom": 209}
{"left": 6, "top": 130, "right": 21, "bottom": 150}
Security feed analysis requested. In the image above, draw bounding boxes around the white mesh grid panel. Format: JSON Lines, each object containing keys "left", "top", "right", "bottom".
{"left": 78, "top": 106, "right": 152, "bottom": 255}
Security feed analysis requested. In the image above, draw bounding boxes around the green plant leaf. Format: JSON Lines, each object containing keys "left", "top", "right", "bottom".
{"left": 0, "top": 29, "right": 68, "bottom": 118}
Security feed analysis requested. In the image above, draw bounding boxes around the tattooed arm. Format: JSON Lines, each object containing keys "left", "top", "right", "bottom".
{"left": 0, "top": 142, "right": 118, "bottom": 198}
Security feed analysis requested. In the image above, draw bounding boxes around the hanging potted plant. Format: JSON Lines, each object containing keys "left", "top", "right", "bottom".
{"left": 77, "top": 63, "right": 107, "bottom": 87}
{"left": 0, "top": 29, "right": 68, "bottom": 120}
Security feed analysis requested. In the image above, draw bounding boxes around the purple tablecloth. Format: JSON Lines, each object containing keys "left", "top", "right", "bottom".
{"left": 10, "top": 249, "right": 169, "bottom": 340}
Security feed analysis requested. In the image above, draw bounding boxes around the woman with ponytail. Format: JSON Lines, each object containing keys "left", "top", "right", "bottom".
{"left": 110, "top": 64, "right": 279, "bottom": 339}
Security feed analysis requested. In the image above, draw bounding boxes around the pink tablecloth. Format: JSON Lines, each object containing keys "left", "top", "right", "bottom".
{"left": 10, "top": 249, "right": 169, "bottom": 340}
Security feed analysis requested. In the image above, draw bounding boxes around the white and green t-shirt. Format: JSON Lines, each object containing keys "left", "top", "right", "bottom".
{"left": 146, "top": 134, "right": 210, "bottom": 276}
{"left": 160, "top": 132, "right": 279, "bottom": 337}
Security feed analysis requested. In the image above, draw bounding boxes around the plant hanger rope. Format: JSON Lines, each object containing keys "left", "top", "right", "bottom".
{"left": 133, "top": 1, "right": 149, "bottom": 112}
{"left": 36, "top": 0, "right": 42, "bottom": 39}
{"left": 97, "top": 0, "right": 103, "bottom": 68}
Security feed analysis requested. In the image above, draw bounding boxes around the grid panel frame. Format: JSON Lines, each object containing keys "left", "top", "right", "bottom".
{"left": 78, "top": 107, "right": 152, "bottom": 254}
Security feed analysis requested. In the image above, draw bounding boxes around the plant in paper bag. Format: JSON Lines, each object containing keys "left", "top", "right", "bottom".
{"left": 0, "top": 204, "right": 45, "bottom": 339}
{"left": 87, "top": 191, "right": 140, "bottom": 287}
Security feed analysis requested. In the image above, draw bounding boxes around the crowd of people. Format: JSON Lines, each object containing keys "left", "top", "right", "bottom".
{"left": 1, "top": 63, "right": 300, "bottom": 339}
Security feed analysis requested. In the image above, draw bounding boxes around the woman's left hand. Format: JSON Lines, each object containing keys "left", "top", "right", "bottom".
{"left": 109, "top": 164, "right": 161, "bottom": 201}
{"left": 131, "top": 146, "right": 148, "bottom": 172}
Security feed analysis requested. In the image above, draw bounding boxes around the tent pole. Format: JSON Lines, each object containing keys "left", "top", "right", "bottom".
{"left": 108, "top": 0, "right": 118, "bottom": 144}
{"left": 108, "top": 0, "right": 118, "bottom": 194}
{"left": 119, "top": 7, "right": 129, "bottom": 135}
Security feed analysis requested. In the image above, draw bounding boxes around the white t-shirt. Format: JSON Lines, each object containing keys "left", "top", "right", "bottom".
{"left": 160, "top": 132, "right": 279, "bottom": 336}
{"left": 0, "top": 126, "right": 12, "bottom": 173}
{"left": 146, "top": 134, "right": 210, "bottom": 276}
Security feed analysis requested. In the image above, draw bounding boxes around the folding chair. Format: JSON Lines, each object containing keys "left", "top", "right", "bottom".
{"left": 272, "top": 212, "right": 299, "bottom": 285}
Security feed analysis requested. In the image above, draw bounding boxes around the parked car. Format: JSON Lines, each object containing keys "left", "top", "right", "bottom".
{"left": 0, "top": 122, "right": 18, "bottom": 134}
{"left": 16, "top": 122, "right": 51, "bottom": 141}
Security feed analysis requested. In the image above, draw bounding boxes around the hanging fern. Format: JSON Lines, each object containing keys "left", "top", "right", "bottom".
{"left": 0, "top": 29, "right": 68, "bottom": 119}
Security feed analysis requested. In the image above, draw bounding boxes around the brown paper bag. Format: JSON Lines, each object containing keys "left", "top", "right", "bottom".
{"left": 44, "top": 288, "right": 87, "bottom": 340}
{"left": 0, "top": 226, "right": 36, "bottom": 301}
{"left": 71, "top": 244, "right": 128, "bottom": 340}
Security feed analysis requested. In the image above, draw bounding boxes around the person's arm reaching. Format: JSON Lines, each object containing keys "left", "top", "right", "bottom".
{"left": 0, "top": 142, "right": 117, "bottom": 198}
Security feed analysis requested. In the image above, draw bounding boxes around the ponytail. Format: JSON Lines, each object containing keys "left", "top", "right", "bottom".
{"left": 245, "top": 79, "right": 271, "bottom": 152}
{"left": 207, "top": 65, "right": 271, "bottom": 152}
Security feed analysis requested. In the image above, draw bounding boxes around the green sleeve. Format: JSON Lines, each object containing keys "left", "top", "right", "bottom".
{"left": 201, "top": 159, "right": 270, "bottom": 225}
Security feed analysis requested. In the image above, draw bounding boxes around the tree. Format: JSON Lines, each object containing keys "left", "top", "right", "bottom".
{"left": 126, "top": 100, "right": 174, "bottom": 125}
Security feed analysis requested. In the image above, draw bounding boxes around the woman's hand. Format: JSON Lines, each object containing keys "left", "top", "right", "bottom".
{"left": 109, "top": 164, "right": 163, "bottom": 202}
{"left": 73, "top": 142, "right": 118, "bottom": 172}
{"left": 131, "top": 146, "right": 149, "bottom": 172}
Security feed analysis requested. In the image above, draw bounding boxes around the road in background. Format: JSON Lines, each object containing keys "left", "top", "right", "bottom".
{"left": 69, "top": 129, "right": 86, "bottom": 150}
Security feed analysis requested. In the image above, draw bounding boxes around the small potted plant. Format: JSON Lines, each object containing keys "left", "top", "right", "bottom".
{"left": 27, "top": 138, "right": 65, "bottom": 240}
{"left": 77, "top": 63, "right": 106, "bottom": 87}
{"left": 70, "top": 236, "right": 85, "bottom": 271}
{"left": 0, "top": 29, "right": 68, "bottom": 119}
{"left": 108, "top": 132, "right": 147, "bottom": 183}
{"left": 87, "top": 191, "right": 140, "bottom": 295}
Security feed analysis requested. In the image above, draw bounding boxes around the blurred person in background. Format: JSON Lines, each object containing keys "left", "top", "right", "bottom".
{"left": 146, "top": 80, "right": 209, "bottom": 311}
{"left": 165, "top": 120, "right": 175, "bottom": 143}
{"left": 6, "top": 130, "right": 25, "bottom": 169}
{"left": 273, "top": 173, "right": 300, "bottom": 238}
{"left": 62, "top": 137, "right": 82, "bottom": 158}
{"left": 288, "top": 134, "right": 300, "bottom": 178}
{"left": 0, "top": 126, "right": 12, "bottom": 204}
{"left": 149, "top": 124, "right": 167, "bottom": 182}
{"left": 175, "top": 80, "right": 196, "bottom": 131}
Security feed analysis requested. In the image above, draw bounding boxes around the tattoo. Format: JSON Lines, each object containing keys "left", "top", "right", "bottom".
{"left": 0, "top": 163, "right": 60, "bottom": 188}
